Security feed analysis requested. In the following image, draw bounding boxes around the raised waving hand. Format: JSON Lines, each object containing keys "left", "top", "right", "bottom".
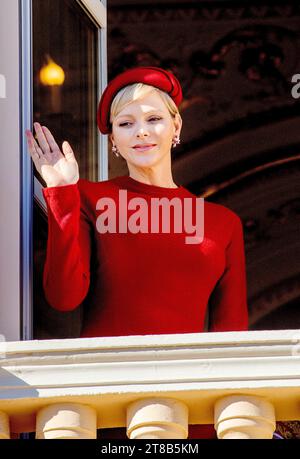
{"left": 25, "top": 122, "right": 79, "bottom": 187}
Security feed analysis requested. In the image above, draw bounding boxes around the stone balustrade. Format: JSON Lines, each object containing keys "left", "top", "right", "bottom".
{"left": 0, "top": 330, "right": 299, "bottom": 439}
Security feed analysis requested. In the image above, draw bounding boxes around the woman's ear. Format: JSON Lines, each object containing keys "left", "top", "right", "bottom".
{"left": 174, "top": 113, "right": 182, "bottom": 137}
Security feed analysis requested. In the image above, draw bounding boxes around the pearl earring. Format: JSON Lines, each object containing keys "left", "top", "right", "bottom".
{"left": 172, "top": 135, "right": 181, "bottom": 148}
{"left": 112, "top": 145, "right": 120, "bottom": 157}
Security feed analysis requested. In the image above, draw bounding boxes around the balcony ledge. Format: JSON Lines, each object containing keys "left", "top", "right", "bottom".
{"left": 0, "top": 329, "right": 300, "bottom": 433}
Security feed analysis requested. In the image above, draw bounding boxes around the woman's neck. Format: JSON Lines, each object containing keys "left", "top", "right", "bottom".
{"left": 128, "top": 170, "right": 178, "bottom": 189}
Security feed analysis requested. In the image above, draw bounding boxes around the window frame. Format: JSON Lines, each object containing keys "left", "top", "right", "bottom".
{"left": 21, "top": 0, "right": 107, "bottom": 340}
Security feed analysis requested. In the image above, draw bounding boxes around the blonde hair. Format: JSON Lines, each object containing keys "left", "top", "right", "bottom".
{"left": 109, "top": 83, "right": 181, "bottom": 131}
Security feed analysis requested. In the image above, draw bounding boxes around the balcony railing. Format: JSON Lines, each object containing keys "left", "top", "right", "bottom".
{"left": 0, "top": 329, "right": 299, "bottom": 439}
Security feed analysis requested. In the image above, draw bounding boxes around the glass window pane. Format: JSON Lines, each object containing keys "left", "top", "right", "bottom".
{"left": 32, "top": 0, "right": 101, "bottom": 339}
{"left": 32, "top": 0, "right": 99, "bottom": 182}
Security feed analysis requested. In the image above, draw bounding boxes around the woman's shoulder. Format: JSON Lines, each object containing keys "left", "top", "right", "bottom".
{"left": 76, "top": 177, "right": 126, "bottom": 211}
{"left": 77, "top": 176, "right": 126, "bottom": 195}
{"left": 182, "top": 188, "right": 241, "bottom": 224}
{"left": 203, "top": 199, "right": 243, "bottom": 237}
{"left": 202, "top": 200, "right": 244, "bottom": 247}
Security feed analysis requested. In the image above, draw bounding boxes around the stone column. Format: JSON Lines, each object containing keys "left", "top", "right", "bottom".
{"left": 214, "top": 395, "right": 276, "bottom": 439}
{"left": 36, "top": 403, "right": 97, "bottom": 439}
{"left": 0, "top": 411, "right": 10, "bottom": 439}
{"left": 127, "top": 397, "right": 188, "bottom": 439}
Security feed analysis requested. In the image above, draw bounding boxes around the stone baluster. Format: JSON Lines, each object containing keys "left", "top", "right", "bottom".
{"left": 0, "top": 411, "right": 10, "bottom": 439}
{"left": 214, "top": 395, "right": 276, "bottom": 439}
{"left": 36, "top": 403, "right": 97, "bottom": 439}
{"left": 127, "top": 397, "right": 188, "bottom": 439}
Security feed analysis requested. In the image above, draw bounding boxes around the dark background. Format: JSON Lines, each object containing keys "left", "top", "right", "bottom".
{"left": 107, "top": 0, "right": 300, "bottom": 331}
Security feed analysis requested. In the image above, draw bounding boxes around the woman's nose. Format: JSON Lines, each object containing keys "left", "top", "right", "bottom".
{"left": 135, "top": 124, "right": 149, "bottom": 137}
{"left": 136, "top": 131, "right": 148, "bottom": 138}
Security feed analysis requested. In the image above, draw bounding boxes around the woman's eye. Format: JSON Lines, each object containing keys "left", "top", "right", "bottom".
{"left": 118, "top": 117, "right": 162, "bottom": 127}
{"left": 149, "top": 117, "right": 162, "bottom": 122}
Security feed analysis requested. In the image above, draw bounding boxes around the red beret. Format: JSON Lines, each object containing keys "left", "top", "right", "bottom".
{"left": 97, "top": 66, "right": 183, "bottom": 134}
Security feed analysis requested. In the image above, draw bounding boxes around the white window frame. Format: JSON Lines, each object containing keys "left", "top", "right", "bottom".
{"left": 21, "top": 0, "right": 107, "bottom": 340}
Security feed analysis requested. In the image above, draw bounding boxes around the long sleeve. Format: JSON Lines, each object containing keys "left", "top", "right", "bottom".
{"left": 208, "top": 214, "right": 249, "bottom": 332}
{"left": 42, "top": 182, "right": 92, "bottom": 311}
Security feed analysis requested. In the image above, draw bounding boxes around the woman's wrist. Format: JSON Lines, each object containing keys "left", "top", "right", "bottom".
{"left": 46, "top": 179, "right": 78, "bottom": 188}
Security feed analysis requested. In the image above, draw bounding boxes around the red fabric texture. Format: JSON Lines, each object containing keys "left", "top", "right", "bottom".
{"left": 42, "top": 174, "right": 249, "bottom": 438}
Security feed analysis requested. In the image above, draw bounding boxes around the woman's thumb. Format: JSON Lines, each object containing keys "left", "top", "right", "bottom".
{"left": 62, "top": 141, "right": 75, "bottom": 160}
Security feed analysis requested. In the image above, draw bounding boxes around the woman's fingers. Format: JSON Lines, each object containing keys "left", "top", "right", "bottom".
{"left": 25, "top": 129, "right": 42, "bottom": 159}
{"left": 62, "top": 141, "right": 76, "bottom": 162}
{"left": 25, "top": 126, "right": 79, "bottom": 186}
{"left": 41, "top": 125, "right": 60, "bottom": 152}
{"left": 34, "top": 122, "right": 51, "bottom": 154}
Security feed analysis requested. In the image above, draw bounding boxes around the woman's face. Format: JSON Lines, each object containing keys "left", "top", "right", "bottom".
{"left": 109, "top": 90, "right": 182, "bottom": 169}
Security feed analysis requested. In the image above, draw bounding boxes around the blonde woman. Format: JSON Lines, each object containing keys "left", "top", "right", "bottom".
{"left": 25, "top": 66, "right": 248, "bottom": 439}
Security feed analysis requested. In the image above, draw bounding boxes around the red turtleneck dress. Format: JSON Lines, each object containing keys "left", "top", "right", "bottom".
{"left": 42, "top": 175, "right": 249, "bottom": 439}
